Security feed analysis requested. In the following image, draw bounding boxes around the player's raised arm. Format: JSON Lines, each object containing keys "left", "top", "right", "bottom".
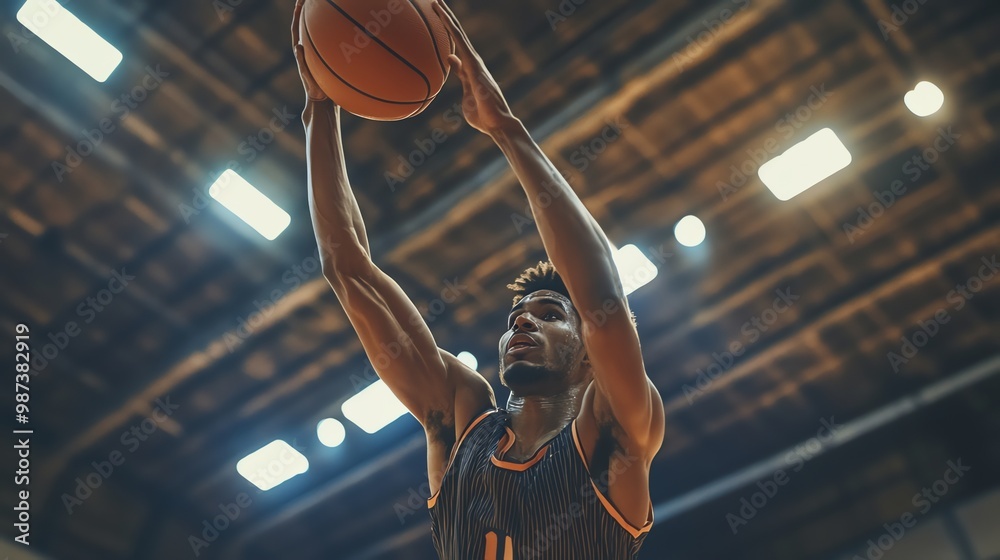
{"left": 432, "top": 0, "right": 663, "bottom": 453}
{"left": 292, "top": 0, "right": 494, "bottom": 435}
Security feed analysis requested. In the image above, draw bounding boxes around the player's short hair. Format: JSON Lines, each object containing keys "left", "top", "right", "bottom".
{"left": 507, "top": 260, "right": 637, "bottom": 327}
{"left": 507, "top": 260, "right": 571, "bottom": 307}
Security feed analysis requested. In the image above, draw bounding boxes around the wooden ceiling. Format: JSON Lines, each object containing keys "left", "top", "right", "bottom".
{"left": 1, "top": 0, "right": 998, "bottom": 559}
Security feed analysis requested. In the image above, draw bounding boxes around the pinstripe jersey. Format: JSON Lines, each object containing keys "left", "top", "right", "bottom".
{"left": 427, "top": 408, "right": 652, "bottom": 560}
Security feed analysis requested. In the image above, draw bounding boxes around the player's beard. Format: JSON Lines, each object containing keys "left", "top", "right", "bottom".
{"left": 502, "top": 359, "right": 560, "bottom": 389}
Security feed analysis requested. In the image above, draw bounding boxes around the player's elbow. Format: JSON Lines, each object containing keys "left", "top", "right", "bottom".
{"left": 320, "top": 239, "right": 375, "bottom": 284}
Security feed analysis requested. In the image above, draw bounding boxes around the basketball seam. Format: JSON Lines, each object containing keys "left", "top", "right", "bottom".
{"left": 322, "top": 0, "right": 431, "bottom": 102}
{"left": 303, "top": 20, "right": 428, "bottom": 107}
{"left": 408, "top": 0, "right": 446, "bottom": 77}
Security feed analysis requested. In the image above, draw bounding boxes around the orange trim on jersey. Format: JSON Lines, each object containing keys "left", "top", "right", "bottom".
{"left": 504, "top": 535, "right": 514, "bottom": 560}
{"left": 490, "top": 426, "right": 550, "bottom": 472}
{"left": 497, "top": 427, "right": 516, "bottom": 457}
{"left": 571, "top": 419, "right": 654, "bottom": 539}
{"left": 428, "top": 408, "right": 498, "bottom": 509}
{"left": 491, "top": 444, "right": 550, "bottom": 471}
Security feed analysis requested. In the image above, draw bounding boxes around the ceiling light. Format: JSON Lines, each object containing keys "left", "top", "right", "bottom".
{"left": 674, "top": 216, "right": 707, "bottom": 248}
{"left": 209, "top": 170, "right": 290, "bottom": 240}
{"left": 456, "top": 351, "right": 478, "bottom": 370}
{"left": 904, "top": 81, "right": 944, "bottom": 117}
{"left": 316, "top": 418, "right": 346, "bottom": 448}
{"left": 758, "top": 128, "right": 851, "bottom": 201}
{"left": 613, "top": 244, "right": 658, "bottom": 294}
{"left": 17, "top": 0, "right": 123, "bottom": 82}
{"left": 236, "top": 440, "right": 308, "bottom": 491}
{"left": 342, "top": 379, "right": 409, "bottom": 434}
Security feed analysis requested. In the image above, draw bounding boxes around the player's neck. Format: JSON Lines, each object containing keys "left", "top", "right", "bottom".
{"left": 505, "top": 385, "right": 584, "bottom": 446}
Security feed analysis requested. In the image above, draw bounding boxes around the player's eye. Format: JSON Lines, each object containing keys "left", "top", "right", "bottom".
{"left": 544, "top": 311, "right": 559, "bottom": 320}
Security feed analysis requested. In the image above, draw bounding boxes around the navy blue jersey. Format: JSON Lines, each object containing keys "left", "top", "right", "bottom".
{"left": 428, "top": 408, "right": 652, "bottom": 559}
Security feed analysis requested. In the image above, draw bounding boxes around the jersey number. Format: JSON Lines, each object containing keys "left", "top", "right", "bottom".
{"left": 484, "top": 530, "right": 514, "bottom": 560}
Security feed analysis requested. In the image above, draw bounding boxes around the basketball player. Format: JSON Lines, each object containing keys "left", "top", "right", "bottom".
{"left": 292, "top": 0, "right": 664, "bottom": 557}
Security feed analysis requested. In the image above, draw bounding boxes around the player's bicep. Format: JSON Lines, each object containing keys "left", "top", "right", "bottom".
{"left": 439, "top": 349, "right": 496, "bottom": 435}
{"left": 327, "top": 262, "right": 454, "bottom": 424}
{"left": 582, "top": 297, "right": 663, "bottom": 451}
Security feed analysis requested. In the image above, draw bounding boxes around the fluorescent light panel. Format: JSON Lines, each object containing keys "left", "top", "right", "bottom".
{"left": 342, "top": 379, "right": 409, "bottom": 434}
{"left": 17, "top": 0, "right": 123, "bottom": 82}
{"left": 759, "top": 128, "right": 852, "bottom": 201}
{"left": 236, "top": 440, "right": 308, "bottom": 491}
{"left": 209, "top": 170, "right": 290, "bottom": 240}
{"left": 613, "top": 244, "right": 658, "bottom": 295}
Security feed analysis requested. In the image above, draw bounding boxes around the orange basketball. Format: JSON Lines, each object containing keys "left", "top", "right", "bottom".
{"left": 300, "top": 0, "right": 454, "bottom": 121}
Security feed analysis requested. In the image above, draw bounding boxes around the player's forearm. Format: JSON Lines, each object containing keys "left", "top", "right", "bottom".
{"left": 490, "top": 119, "right": 624, "bottom": 304}
{"left": 303, "top": 102, "right": 372, "bottom": 275}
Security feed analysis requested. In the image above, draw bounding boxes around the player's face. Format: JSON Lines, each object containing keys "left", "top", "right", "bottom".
{"left": 498, "top": 290, "right": 589, "bottom": 393}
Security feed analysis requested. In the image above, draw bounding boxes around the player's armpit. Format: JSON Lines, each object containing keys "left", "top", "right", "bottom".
{"left": 580, "top": 296, "right": 665, "bottom": 456}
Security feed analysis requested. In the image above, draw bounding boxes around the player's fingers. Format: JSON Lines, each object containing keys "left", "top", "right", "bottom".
{"left": 431, "top": 1, "right": 472, "bottom": 57}
{"left": 293, "top": 43, "right": 307, "bottom": 70}
{"left": 446, "top": 53, "right": 472, "bottom": 93}
{"left": 433, "top": 0, "right": 463, "bottom": 33}
{"left": 293, "top": 45, "right": 316, "bottom": 85}
{"left": 291, "top": 0, "right": 305, "bottom": 47}
{"left": 447, "top": 54, "right": 469, "bottom": 87}
{"left": 294, "top": 44, "right": 327, "bottom": 100}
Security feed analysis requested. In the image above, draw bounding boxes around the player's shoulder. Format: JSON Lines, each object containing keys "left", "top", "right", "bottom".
{"left": 438, "top": 348, "right": 496, "bottom": 405}
{"left": 437, "top": 348, "right": 497, "bottom": 439}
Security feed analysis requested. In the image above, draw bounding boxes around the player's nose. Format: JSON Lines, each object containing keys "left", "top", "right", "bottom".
{"left": 513, "top": 314, "right": 538, "bottom": 332}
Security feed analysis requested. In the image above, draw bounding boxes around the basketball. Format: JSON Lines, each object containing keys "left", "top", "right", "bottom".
{"left": 300, "top": 0, "right": 454, "bottom": 121}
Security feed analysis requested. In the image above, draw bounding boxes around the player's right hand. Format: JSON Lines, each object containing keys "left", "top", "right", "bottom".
{"left": 292, "top": 0, "right": 328, "bottom": 103}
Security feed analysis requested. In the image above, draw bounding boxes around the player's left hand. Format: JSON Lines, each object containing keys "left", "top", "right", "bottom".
{"left": 432, "top": 0, "right": 517, "bottom": 136}
{"left": 292, "top": 0, "right": 329, "bottom": 104}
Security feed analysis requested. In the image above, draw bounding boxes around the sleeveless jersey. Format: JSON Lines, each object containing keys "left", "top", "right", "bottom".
{"left": 427, "top": 408, "right": 652, "bottom": 560}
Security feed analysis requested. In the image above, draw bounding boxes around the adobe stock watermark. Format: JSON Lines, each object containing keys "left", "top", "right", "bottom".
{"left": 521, "top": 450, "right": 641, "bottom": 558}
{"left": 31, "top": 268, "right": 136, "bottom": 375}
{"left": 393, "top": 442, "right": 642, "bottom": 560}
{"left": 877, "top": 0, "right": 932, "bottom": 41}
{"left": 573, "top": 244, "right": 673, "bottom": 330}
{"left": 510, "top": 117, "right": 629, "bottom": 233}
{"left": 683, "top": 287, "right": 799, "bottom": 404}
{"left": 672, "top": 0, "right": 751, "bottom": 72}
{"left": 221, "top": 241, "right": 343, "bottom": 353}
{"left": 187, "top": 439, "right": 307, "bottom": 557}
{"left": 887, "top": 254, "right": 997, "bottom": 372}
{"left": 52, "top": 65, "right": 171, "bottom": 182}
{"left": 212, "top": 0, "right": 246, "bottom": 22}
{"left": 178, "top": 106, "right": 296, "bottom": 223}
{"left": 718, "top": 84, "right": 832, "bottom": 201}
{"left": 384, "top": 108, "right": 464, "bottom": 191}
{"left": 727, "top": 416, "right": 843, "bottom": 534}
{"left": 337, "top": 1, "right": 410, "bottom": 62}
{"left": 7, "top": 0, "right": 75, "bottom": 54}
{"left": 567, "top": 116, "right": 630, "bottom": 172}
{"left": 843, "top": 126, "right": 959, "bottom": 243}
{"left": 544, "top": 0, "right": 591, "bottom": 30}
{"left": 60, "top": 396, "right": 180, "bottom": 514}
{"left": 347, "top": 276, "right": 471, "bottom": 391}
{"left": 510, "top": 167, "right": 575, "bottom": 234}
{"left": 851, "top": 459, "right": 970, "bottom": 560}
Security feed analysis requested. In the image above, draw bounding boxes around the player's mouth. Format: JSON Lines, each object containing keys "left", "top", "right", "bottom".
{"left": 507, "top": 334, "right": 539, "bottom": 354}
